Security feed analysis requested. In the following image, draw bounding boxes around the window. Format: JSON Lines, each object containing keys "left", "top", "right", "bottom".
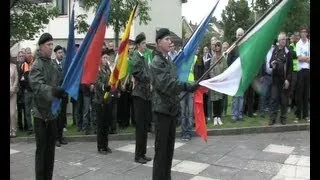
{"left": 79, "top": 0, "right": 84, "bottom": 8}
{"left": 56, "top": 0, "right": 68, "bottom": 15}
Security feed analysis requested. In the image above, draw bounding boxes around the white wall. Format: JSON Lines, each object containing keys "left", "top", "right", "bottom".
{"left": 133, "top": 0, "right": 182, "bottom": 43}
{"left": 13, "top": 0, "right": 183, "bottom": 50}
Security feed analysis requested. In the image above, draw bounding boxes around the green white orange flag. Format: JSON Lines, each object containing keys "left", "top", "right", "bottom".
{"left": 199, "top": 0, "right": 293, "bottom": 96}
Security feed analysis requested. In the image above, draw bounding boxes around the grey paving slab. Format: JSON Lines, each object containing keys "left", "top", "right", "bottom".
{"left": 109, "top": 149, "right": 138, "bottom": 162}
{"left": 244, "top": 160, "right": 283, "bottom": 175}
{"left": 226, "top": 145, "right": 260, "bottom": 160}
{"left": 199, "top": 144, "right": 236, "bottom": 155}
{"left": 171, "top": 170, "right": 195, "bottom": 180}
{"left": 177, "top": 143, "right": 208, "bottom": 154}
{"left": 199, "top": 165, "right": 240, "bottom": 180}
{"left": 173, "top": 149, "right": 194, "bottom": 160}
{"left": 54, "top": 150, "right": 95, "bottom": 163}
{"left": 231, "top": 170, "right": 273, "bottom": 180}
{"left": 213, "top": 155, "right": 250, "bottom": 169}
{"left": 79, "top": 155, "right": 118, "bottom": 168}
{"left": 188, "top": 153, "right": 225, "bottom": 165}
{"left": 72, "top": 169, "right": 126, "bottom": 180}
{"left": 103, "top": 160, "right": 141, "bottom": 174}
{"left": 254, "top": 151, "right": 290, "bottom": 164}
{"left": 53, "top": 161, "right": 92, "bottom": 179}
{"left": 10, "top": 131, "right": 310, "bottom": 180}
{"left": 123, "top": 165, "right": 153, "bottom": 178}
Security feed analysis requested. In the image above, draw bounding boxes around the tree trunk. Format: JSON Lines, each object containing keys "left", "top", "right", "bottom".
{"left": 114, "top": 20, "right": 120, "bottom": 48}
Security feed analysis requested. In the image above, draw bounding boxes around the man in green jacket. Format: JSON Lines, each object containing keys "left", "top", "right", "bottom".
{"left": 150, "top": 28, "right": 197, "bottom": 180}
{"left": 131, "top": 33, "right": 152, "bottom": 164}
{"left": 29, "top": 33, "right": 67, "bottom": 180}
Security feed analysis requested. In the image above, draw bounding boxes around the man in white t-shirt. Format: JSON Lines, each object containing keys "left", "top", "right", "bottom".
{"left": 295, "top": 26, "right": 310, "bottom": 123}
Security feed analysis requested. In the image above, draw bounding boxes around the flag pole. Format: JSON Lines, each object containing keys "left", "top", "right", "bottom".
{"left": 195, "top": 0, "right": 283, "bottom": 85}
{"left": 173, "top": 0, "right": 220, "bottom": 63}
{"left": 179, "top": 0, "right": 283, "bottom": 101}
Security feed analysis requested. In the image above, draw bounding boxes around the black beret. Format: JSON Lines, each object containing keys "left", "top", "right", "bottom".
{"left": 54, "top": 45, "right": 63, "bottom": 52}
{"left": 156, "top": 28, "right": 170, "bottom": 42}
{"left": 38, "top": 33, "right": 53, "bottom": 46}
{"left": 135, "top": 33, "right": 146, "bottom": 45}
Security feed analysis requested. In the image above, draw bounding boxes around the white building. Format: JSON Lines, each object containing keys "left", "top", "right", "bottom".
{"left": 11, "top": 0, "right": 187, "bottom": 56}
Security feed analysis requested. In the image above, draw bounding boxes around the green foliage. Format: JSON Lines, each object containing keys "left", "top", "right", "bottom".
{"left": 251, "top": 0, "right": 310, "bottom": 34}
{"left": 252, "top": 0, "right": 270, "bottom": 20}
{"left": 10, "top": 0, "right": 60, "bottom": 46}
{"left": 77, "top": 0, "right": 151, "bottom": 46}
{"left": 221, "top": 0, "right": 254, "bottom": 44}
{"left": 283, "top": 0, "right": 310, "bottom": 34}
{"left": 75, "top": 14, "right": 90, "bottom": 34}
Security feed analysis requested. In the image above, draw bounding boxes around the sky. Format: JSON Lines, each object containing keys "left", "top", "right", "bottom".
{"left": 182, "top": 0, "right": 229, "bottom": 24}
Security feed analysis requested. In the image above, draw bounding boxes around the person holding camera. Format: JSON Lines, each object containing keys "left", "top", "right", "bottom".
{"left": 269, "top": 32, "right": 292, "bottom": 125}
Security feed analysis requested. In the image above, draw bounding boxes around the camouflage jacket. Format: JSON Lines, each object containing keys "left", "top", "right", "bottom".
{"left": 29, "top": 55, "right": 60, "bottom": 120}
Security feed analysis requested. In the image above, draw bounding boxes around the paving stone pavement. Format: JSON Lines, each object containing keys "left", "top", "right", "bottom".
{"left": 10, "top": 131, "right": 310, "bottom": 180}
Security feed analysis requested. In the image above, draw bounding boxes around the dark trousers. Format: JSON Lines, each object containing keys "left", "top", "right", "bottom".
{"left": 106, "top": 97, "right": 118, "bottom": 133}
{"left": 244, "top": 86, "right": 255, "bottom": 117}
{"left": 296, "top": 69, "right": 310, "bottom": 119}
{"left": 270, "top": 80, "right": 288, "bottom": 122}
{"left": 24, "top": 91, "right": 33, "bottom": 131}
{"left": 133, "top": 96, "right": 150, "bottom": 159}
{"left": 34, "top": 117, "right": 57, "bottom": 180}
{"left": 118, "top": 91, "right": 131, "bottom": 128}
{"left": 82, "top": 95, "right": 91, "bottom": 131}
{"left": 17, "top": 102, "right": 26, "bottom": 130}
{"left": 289, "top": 71, "right": 298, "bottom": 109}
{"left": 93, "top": 102, "right": 109, "bottom": 150}
{"left": 129, "top": 94, "right": 136, "bottom": 126}
{"left": 152, "top": 112, "right": 176, "bottom": 180}
{"left": 222, "top": 95, "right": 228, "bottom": 116}
{"left": 71, "top": 100, "right": 77, "bottom": 125}
{"left": 203, "top": 93, "right": 209, "bottom": 118}
{"left": 75, "top": 92, "right": 84, "bottom": 130}
{"left": 56, "top": 98, "right": 68, "bottom": 141}
{"left": 212, "top": 99, "right": 223, "bottom": 118}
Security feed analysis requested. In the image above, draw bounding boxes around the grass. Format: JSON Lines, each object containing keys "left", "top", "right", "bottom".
{"left": 15, "top": 96, "right": 302, "bottom": 138}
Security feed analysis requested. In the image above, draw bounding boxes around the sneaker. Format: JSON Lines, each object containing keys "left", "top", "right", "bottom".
{"left": 305, "top": 117, "right": 310, "bottom": 123}
{"left": 213, "top": 117, "right": 218, "bottom": 126}
{"left": 181, "top": 136, "right": 189, "bottom": 142}
{"left": 232, "top": 116, "right": 238, "bottom": 122}
{"left": 217, "top": 117, "right": 223, "bottom": 125}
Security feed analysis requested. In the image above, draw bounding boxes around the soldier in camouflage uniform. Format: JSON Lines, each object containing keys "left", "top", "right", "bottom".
{"left": 93, "top": 49, "right": 112, "bottom": 155}
{"left": 150, "top": 28, "right": 197, "bottom": 180}
{"left": 131, "top": 33, "right": 152, "bottom": 164}
{"left": 29, "top": 33, "right": 67, "bottom": 180}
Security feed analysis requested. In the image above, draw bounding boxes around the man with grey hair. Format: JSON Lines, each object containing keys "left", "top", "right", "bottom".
{"left": 269, "top": 32, "right": 292, "bottom": 125}
{"left": 228, "top": 28, "right": 245, "bottom": 121}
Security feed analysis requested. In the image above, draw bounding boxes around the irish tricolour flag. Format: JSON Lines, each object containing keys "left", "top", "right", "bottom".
{"left": 199, "top": 0, "right": 293, "bottom": 96}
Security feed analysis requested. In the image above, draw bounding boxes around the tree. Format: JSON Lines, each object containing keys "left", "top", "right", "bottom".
{"left": 221, "top": 0, "right": 254, "bottom": 44}
{"left": 283, "top": 0, "right": 309, "bottom": 34}
{"left": 252, "top": 0, "right": 310, "bottom": 34}
{"left": 251, "top": 0, "right": 270, "bottom": 21}
{"left": 10, "top": 0, "right": 60, "bottom": 46}
{"left": 79, "top": 0, "right": 151, "bottom": 47}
